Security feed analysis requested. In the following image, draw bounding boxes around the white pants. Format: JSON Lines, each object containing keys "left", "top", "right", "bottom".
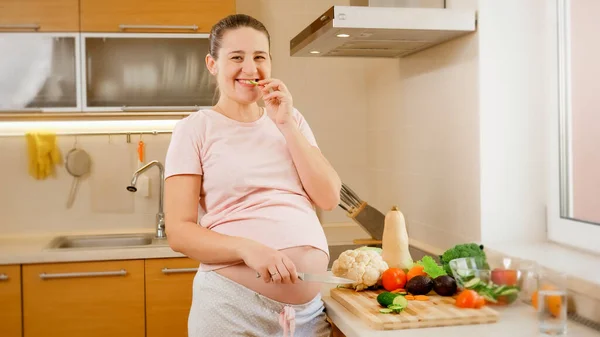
{"left": 188, "top": 270, "right": 332, "bottom": 337}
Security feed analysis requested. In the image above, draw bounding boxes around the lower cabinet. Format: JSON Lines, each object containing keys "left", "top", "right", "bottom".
{"left": 0, "top": 265, "right": 22, "bottom": 337}
{"left": 145, "top": 257, "right": 199, "bottom": 337}
{"left": 22, "top": 260, "right": 146, "bottom": 337}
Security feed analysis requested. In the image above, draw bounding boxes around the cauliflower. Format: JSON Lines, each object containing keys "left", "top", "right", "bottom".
{"left": 331, "top": 248, "right": 389, "bottom": 291}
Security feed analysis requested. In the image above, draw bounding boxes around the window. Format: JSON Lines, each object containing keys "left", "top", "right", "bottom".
{"left": 548, "top": 0, "right": 600, "bottom": 254}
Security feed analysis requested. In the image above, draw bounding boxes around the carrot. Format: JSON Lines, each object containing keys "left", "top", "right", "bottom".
{"left": 391, "top": 288, "right": 406, "bottom": 293}
{"left": 414, "top": 295, "right": 429, "bottom": 301}
{"left": 405, "top": 295, "right": 415, "bottom": 300}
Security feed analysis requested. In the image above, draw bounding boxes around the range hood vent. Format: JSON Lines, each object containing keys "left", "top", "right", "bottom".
{"left": 290, "top": 1, "right": 477, "bottom": 58}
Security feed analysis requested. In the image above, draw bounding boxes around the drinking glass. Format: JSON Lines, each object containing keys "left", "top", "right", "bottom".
{"left": 536, "top": 269, "right": 568, "bottom": 335}
{"left": 517, "top": 259, "right": 538, "bottom": 305}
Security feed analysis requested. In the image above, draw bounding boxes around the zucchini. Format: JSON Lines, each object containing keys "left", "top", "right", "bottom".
{"left": 493, "top": 285, "right": 507, "bottom": 295}
{"left": 463, "top": 277, "right": 482, "bottom": 289}
{"left": 480, "top": 292, "right": 498, "bottom": 303}
{"left": 499, "top": 288, "right": 519, "bottom": 296}
{"left": 392, "top": 295, "right": 409, "bottom": 309}
{"left": 377, "top": 292, "right": 402, "bottom": 307}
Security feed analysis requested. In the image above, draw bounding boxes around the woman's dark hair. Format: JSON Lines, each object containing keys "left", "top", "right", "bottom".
{"left": 208, "top": 14, "right": 271, "bottom": 59}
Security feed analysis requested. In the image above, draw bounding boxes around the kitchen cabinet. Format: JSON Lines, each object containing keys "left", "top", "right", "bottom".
{"left": 0, "top": 33, "right": 81, "bottom": 113}
{"left": 0, "top": 0, "right": 80, "bottom": 32}
{"left": 0, "top": 265, "right": 22, "bottom": 337}
{"left": 80, "top": 0, "right": 235, "bottom": 33}
{"left": 82, "top": 33, "right": 215, "bottom": 112}
{"left": 145, "top": 257, "right": 199, "bottom": 337}
{"left": 22, "top": 260, "right": 145, "bottom": 337}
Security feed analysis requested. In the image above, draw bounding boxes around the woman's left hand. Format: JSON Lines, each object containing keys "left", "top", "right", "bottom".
{"left": 259, "top": 78, "right": 294, "bottom": 128}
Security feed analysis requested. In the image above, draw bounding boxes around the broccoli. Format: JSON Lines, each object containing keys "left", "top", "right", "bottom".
{"left": 439, "top": 243, "right": 489, "bottom": 275}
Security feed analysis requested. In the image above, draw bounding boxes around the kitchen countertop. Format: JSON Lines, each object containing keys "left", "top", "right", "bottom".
{"left": 2, "top": 232, "right": 599, "bottom": 336}
{"left": 0, "top": 230, "right": 185, "bottom": 265}
{"left": 320, "top": 284, "right": 600, "bottom": 337}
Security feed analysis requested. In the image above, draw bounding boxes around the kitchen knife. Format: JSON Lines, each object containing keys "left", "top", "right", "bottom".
{"left": 255, "top": 271, "right": 355, "bottom": 285}
{"left": 297, "top": 272, "right": 355, "bottom": 285}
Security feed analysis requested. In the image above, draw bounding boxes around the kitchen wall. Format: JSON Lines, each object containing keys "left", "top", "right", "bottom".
{"left": 363, "top": 22, "right": 481, "bottom": 250}
{"left": 0, "top": 0, "right": 371, "bottom": 238}
{"left": 364, "top": 0, "right": 552, "bottom": 250}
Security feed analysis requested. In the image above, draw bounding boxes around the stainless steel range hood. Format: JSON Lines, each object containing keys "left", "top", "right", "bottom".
{"left": 290, "top": 0, "right": 477, "bottom": 58}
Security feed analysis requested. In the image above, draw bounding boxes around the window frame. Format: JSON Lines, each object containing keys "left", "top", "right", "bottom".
{"left": 547, "top": 0, "right": 600, "bottom": 255}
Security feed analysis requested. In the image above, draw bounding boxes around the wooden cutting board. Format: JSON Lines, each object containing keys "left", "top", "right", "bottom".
{"left": 330, "top": 288, "right": 500, "bottom": 330}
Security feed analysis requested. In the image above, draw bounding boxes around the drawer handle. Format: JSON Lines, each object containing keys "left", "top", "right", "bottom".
{"left": 0, "top": 273, "right": 8, "bottom": 281}
{"left": 0, "top": 23, "right": 40, "bottom": 30}
{"left": 39, "top": 269, "right": 127, "bottom": 280}
{"left": 120, "top": 106, "right": 200, "bottom": 112}
{"left": 119, "top": 24, "right": 198, "bottom": 31}
{"left": 161, "top": 267, "right": 198, "bottom": 274}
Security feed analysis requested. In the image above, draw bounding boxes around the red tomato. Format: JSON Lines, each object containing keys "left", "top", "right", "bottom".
{"left": 491, "top": 268, "right": 518, "bottom": 286}
{"left": 381, "top": 268, "right": 407, "bottom": 291}
{"left": 455, "top": 290, "right": 479, "bottom": 308}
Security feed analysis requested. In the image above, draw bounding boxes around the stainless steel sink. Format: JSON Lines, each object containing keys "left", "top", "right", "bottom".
{"left": 46, "top": 233, "right": 164, "bottom": 250}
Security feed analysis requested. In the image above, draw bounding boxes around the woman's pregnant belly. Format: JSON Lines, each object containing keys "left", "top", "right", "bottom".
{"left": 215, "top": 245, "right": 330, "bottom": 304}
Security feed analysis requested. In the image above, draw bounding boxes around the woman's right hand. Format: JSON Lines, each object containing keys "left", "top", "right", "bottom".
{"left": 240, "top": 240, "right": 299, "bottom": 284}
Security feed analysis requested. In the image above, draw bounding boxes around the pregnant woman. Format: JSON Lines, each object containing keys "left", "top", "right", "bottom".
{"left": 163, "top": 13, "right": 341, "bottom": 337}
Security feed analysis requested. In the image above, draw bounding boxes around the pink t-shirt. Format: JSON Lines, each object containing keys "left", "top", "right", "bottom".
{"left": 164, "top": 108, "right": 330, "bottom": 271}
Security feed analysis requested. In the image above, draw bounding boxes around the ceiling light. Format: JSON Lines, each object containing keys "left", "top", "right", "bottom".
{"left": 336, "top": 34, "right": 350, "bottom": 38}
{"left": 310, "top": 50, "right": 320, "bottom": 54}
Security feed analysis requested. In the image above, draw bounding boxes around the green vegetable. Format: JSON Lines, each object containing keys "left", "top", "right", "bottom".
{"left": 459, "top": 274, "right": 520, "bottom": 303}
{"left": 377, "top": 291, "right": 408, "bottom": 314}
{"left": 248, "top": 80, "right": 258, "bottom": 85}
{"left": 392, "top": 295, "right": 408, "bottom": 308}
{"left": 356, "top": 246, "right": 383, "bottom": 255}
{"left": 416, "top": 256, "right": 447, "bottom": 279}
{"left": 377, "top": 292, "right": 402, "bottom": 307}
{"left": 439, "top": 243, "right": 489, "bottom": 275}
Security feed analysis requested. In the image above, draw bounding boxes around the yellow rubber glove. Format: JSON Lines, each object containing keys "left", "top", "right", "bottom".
{"left": 26, "top": 133, "right": 40, "bottom": 179}
{"left": 25, "top": 132, "right": 62, "bottom": 180}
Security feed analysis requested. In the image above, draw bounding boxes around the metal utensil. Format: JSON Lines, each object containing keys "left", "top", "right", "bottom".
{"left": 338, "top": 182, "right": 386, "bottom": 240}
{"left": 65, "top": 146, "right": 91, "bottom": 208}
{"left": 255, "top": 271, "right": 355, "bottom": 285}
{"left": 297, "top": 272, "right": 355, "bottom": 285}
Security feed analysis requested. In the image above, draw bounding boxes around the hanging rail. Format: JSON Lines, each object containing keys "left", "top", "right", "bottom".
{"left": 0, "top": 130, "right": 172, "bottom": 143}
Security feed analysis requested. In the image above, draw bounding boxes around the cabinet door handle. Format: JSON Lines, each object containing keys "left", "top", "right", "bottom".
{"left": 161, "top": 267, "right": 198, "bottom": 274}
{"left": 119, "top": 24, "right": 198, "bottom": 31}
{"left": 39, "top": 269, "right": 127, "bottom": 280}
{"left": 0, "top": 273, "right": 8, "bottom": 281}
{"left": 120, "top": 106, "right": 200, "bottom": 112}
{"left": 0, "top": 23, "right": 40, "bottom": 30}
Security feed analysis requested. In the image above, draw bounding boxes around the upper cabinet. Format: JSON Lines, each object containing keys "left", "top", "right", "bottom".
{"left": 83, "top": 34, "right": 215, "bottom": 112}
{"left": 80, "top": 0, "right": 236, "bottom": 33}
{"left": 0, "top": 0, "right": 236, "bottom": 116}
{"left": 0, "top": 0, "right": 80, "bottom": 32}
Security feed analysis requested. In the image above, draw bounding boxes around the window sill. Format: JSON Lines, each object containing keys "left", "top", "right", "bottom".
{"left": 485, "top": 241, "right": 600, "bottom": 326}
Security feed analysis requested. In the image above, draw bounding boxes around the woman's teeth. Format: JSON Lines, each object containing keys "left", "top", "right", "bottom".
{"left": 237, "top": 79, "right": 258, "bottom": 85}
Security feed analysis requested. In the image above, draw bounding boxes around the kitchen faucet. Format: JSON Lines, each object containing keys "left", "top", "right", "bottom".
{"left": 126, "top": 160, "right": 166, "bottom": 239}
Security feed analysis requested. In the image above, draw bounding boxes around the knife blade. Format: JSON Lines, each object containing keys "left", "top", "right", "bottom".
{"left": 297, "top": 272, "right": 355, "bottom": 284}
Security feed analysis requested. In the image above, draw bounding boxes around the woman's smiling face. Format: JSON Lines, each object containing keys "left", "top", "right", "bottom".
{"left": 207, "top": 27, "right": 271, "bottom": 105}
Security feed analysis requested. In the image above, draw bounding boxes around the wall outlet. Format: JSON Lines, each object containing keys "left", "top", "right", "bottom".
{"left": 136, "top": 175, "right": 150, "bottom": 198}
